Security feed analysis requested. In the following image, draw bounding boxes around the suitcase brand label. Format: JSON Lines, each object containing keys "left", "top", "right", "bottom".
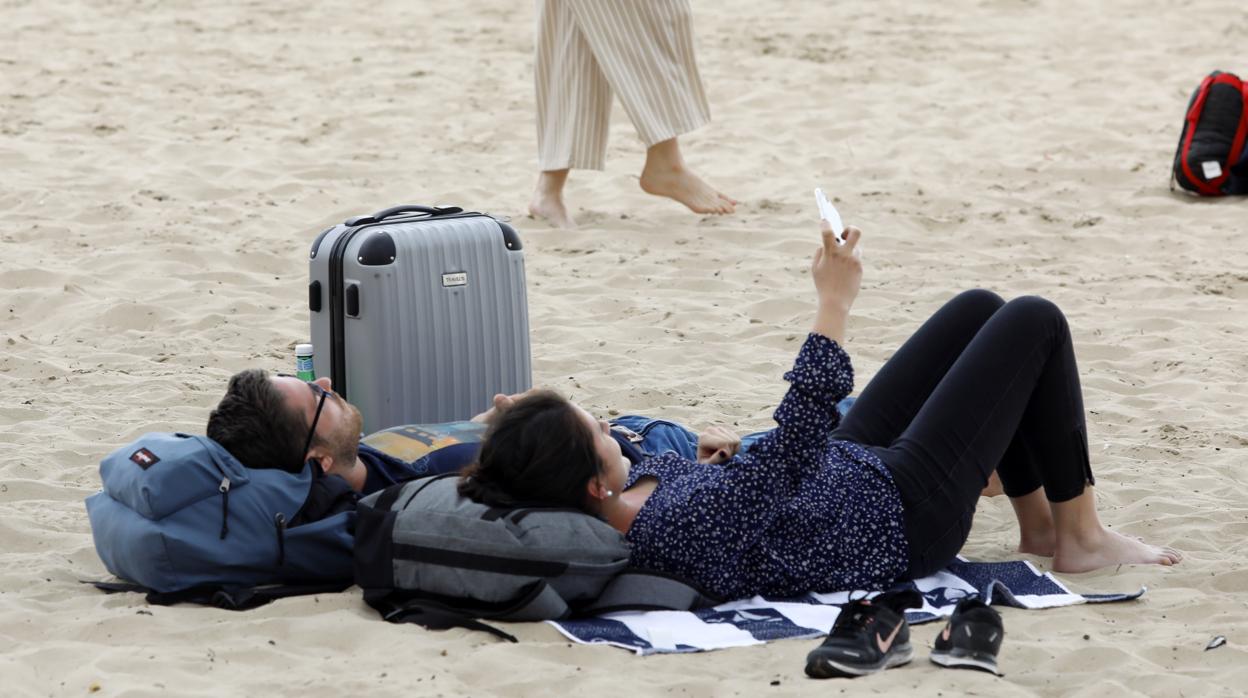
{"left": 441, "top": 272, "right": 468, "bottom": 288}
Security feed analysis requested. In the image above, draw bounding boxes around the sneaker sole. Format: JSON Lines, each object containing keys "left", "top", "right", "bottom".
{"left": 930, "top": 649, "right": 1001, "bottom": 676}
{"left": 805, "top": 644, "right": 914, "bottom": 679}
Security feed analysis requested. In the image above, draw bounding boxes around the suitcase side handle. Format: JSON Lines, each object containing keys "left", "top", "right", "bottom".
{"left": 345, "top": 205, "right": 464, "bottom": 227}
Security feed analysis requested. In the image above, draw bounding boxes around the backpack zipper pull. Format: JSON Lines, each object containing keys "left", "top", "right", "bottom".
{"left": 218, "top": 477, "right": 231, "bottom": 540}
{"left": 274, "top": 512, "right": 287, "bottom": 566}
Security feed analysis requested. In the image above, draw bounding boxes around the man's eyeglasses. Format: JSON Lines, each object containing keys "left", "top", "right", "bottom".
{"left": 277, "top": 374, "right": 329, "bottom": 464}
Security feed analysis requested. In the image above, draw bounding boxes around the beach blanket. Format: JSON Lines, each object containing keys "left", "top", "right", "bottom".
{"left": 548, "top": 558, "right": 1144, "bottom": 655}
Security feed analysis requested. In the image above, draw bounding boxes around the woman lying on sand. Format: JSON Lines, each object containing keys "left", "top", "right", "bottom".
{"left": 460, "top": 222, "right": 1181, "bottom": 599}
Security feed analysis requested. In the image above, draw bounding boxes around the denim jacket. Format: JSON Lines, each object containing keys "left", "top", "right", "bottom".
{"left": 609, "top": 397, "right": 856, "bottom": 465}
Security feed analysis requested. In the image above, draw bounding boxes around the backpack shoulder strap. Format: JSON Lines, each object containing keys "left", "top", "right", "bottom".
{"left": 88, "top": 579, "right": 351, "bottom": 610}
{"left": 362, "top": 579, "right": 579, "bottom": 641}
{"left": 366, "top": 577, "right": 571, "bottom": 623}
{"left": 363, "top": 571, "right": 718, "bottom": 643}
{"left": 372, "top": 599, "right": 519, "bottom": 643}
{"left": 1226, "top": 75, "right": 1248, "bottom": 185}
{"left": 579, "top": 569, "right": 722, "bottom": 616}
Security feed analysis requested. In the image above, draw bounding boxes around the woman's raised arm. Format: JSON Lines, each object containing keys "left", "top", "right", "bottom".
{"left": 810, "top": 223, "right": 863, "bottom": 344}
{"left": 723, "top": 223, "right": 865, "bottom": 478}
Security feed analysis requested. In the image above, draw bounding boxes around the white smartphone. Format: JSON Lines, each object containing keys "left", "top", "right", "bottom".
{"left": 814, "top": 188, "right": 845, "bottom": 244}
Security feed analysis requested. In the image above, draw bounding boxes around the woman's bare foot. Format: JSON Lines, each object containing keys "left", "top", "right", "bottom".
{"left": 1046, "top": 487, "right": 1182, "bottom": 572}
{"left": 1052, "top": 527, "right": 1182, "bottom": 573}
{"left": 1018, "top": 531, "right": 1057, "bottom": 558}
{"left": 1010, "top": 489, "right": 1055, "bottom": 557}
{"left": 640, "top": 138, "right": 736, "bottom": 215}
{"left": 528, "top": 169, "right": 577, "bottom": 229}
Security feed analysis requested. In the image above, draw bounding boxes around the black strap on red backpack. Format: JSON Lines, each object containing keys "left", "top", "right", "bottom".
{"left": 1172, "top": 71, "right": 1248, "bottom": 196}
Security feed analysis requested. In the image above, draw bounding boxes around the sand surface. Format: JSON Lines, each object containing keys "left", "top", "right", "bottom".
{"left": 2, "top": 0, "right": 1247, "bottom": 695}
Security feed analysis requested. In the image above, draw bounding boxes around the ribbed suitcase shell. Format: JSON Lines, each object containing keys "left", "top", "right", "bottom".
{"left": 309, "top": 208, "right": 531, "bottom": 433}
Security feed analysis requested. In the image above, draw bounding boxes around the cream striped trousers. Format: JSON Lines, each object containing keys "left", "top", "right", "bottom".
{"left": 535, "top": 0, "right": 712, "bottom": 171}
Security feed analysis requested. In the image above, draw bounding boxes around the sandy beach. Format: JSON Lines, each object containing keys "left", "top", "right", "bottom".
{"left": 2, "top": 0, "right": 1247, "bottom": 694}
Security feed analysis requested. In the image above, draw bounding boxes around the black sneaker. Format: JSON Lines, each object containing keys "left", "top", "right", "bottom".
{"left": 929, "top": 597, "right": 1004, "bottom": 676}
{"left": 804, "top": 589, "right": 923, "bottom": 679}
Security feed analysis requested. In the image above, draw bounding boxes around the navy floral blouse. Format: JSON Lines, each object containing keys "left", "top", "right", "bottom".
{"left": 624, "top": 333, "right": 910, "bottom": 599}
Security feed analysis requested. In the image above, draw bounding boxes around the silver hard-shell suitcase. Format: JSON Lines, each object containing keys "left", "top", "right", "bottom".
{"left": 308, "top": 205, "right": 531, "bottom": 433}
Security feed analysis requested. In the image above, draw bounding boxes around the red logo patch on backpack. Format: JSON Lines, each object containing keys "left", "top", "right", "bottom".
{"left": 129, "top": 448, "right": 160, "bottom": 469}
{"left": 1172, "top": 71, "right": 1248, "bottom": 196}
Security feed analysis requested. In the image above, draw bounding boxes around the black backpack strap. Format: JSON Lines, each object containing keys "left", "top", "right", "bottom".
{"left": 370, "top": 479, "right": 409, "bottom": 512}
{"left": 88, "top": 580, "right": 351, "bottom": 611}
{"left": 364, "top": 579, "right": 569, "bottom": 623}
{"left": 361, "top": 583, "right": 570, "bottom": 642}
{"left": 290, "top": 470, "right": 359, "bottom": 526}
{"left": 90, "top": 580, "right": 148, "bottom": 594}
{"left": 355, "top": 476, "right": 448, "bottom": 590}
{"left": 484, "top": 580, "right": 571, "bottom": 622}
{"left": 358, "top": 570, "right": 717, "bottom": 642}
{"left": 180, "top": 582, "right": 353, "bottom": 610}
{"left": 579, "top": 569, "right": 722, "bottom": 616}
{"left": 376, "top": 601, "right": 519, "bottom": 643}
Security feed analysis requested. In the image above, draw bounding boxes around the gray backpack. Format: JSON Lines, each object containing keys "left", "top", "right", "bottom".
{"left": 354, "top": 475, "right": 718, "bottom": 640}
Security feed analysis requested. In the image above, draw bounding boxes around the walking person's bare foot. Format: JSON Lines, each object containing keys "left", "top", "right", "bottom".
{"left": 640, "top": 166, "right": 736, "bottom": 214}
{"left": 528, "top": 169, "right": 577, "bottom": 229}
{"left": 640, "top": 138, "right": 736, "bottom": 215}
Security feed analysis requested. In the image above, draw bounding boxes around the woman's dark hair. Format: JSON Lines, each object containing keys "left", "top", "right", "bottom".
{"left": 459, "top": 390, "right": 603, "bottom": 509}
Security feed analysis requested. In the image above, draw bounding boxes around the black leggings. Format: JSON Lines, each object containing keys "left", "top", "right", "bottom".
{"left": 831, "top": 290, "right": 1095, "bottom": 579}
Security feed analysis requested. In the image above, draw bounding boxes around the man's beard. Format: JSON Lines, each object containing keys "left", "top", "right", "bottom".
{"left": 327, "top": 402, "right": 364, "bottom": 468}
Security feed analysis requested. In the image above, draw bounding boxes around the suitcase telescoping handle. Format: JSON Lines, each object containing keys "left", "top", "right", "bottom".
{"left": 344, "top": 205, "right": 464, "bottom": 227}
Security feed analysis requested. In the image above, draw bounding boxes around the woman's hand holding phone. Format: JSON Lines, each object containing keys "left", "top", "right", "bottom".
{"left": 810, "top": 221, "right": 863, "bottom": 345}
{"left": 813, "top": 188, "right": 845, "bottom": 244}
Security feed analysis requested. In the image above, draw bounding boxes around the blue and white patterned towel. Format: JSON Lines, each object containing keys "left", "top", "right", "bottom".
{"left": 548, "top": 558, "right": 1144, "bottom": 655}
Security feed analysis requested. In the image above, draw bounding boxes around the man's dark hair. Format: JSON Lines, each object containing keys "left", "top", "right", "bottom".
{"left": 459, "top": 390, "right": 602, "bottom": 509}
{"left": 207, "top": 369, "right": 308, "bottom": 473}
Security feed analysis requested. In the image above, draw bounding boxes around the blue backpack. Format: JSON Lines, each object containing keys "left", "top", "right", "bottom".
{"left": 86, "top": 433, "right": 355, "bottom": 606}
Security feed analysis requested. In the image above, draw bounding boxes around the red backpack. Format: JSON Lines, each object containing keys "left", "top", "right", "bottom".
{"left": 1172, "top": 71, "right": 1248, "bottom": 196}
